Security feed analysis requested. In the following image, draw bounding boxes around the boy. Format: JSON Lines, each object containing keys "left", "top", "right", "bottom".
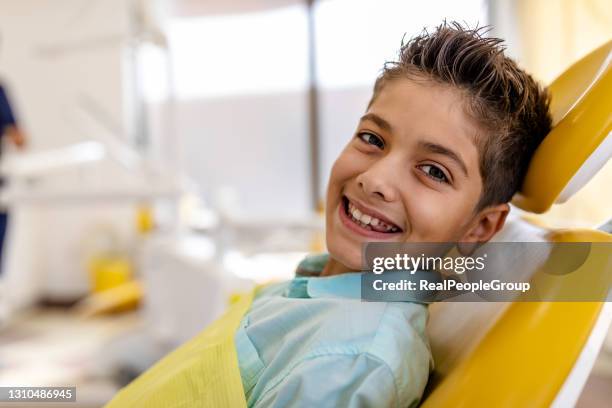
{"left": 234, "top": 22, "right": 550, "bottom": 407}
{"left": 107, "top": 22, "right": 552, "bottom": 407}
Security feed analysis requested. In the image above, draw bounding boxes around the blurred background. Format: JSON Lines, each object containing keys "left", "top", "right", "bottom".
{"left": 0, "top": 0, "right": 609, "bottom": 406}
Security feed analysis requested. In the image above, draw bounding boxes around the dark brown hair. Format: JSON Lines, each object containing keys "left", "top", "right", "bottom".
{"left": 370, "top": 21, "right": 552, "bottom": 211}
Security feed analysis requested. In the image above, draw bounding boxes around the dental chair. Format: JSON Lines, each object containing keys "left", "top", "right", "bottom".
{"left": 422, "top": 39, "right": 612, "bottom": 407}
{"left": 105, "top": 40, "right": 611, "bottom": 407}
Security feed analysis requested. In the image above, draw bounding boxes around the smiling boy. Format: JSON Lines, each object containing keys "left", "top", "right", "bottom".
{"left": 233, "top": 23, "right": 551, "bottom": 407}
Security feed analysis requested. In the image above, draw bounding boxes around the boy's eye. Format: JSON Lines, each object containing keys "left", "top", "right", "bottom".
{"left": 358, "top": 132, "right": 384, "bottom": 149}
{"left": 418, "top": 164, "right": 450, "bottom": 184}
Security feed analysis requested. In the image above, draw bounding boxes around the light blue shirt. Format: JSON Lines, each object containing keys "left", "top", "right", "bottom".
{"left": 234, "top": 254, "right": 433, "bottom": 407}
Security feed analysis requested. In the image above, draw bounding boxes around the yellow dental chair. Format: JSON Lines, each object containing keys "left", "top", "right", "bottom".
{"left": 105, "top": 40, "right": 612, "bottom": 407}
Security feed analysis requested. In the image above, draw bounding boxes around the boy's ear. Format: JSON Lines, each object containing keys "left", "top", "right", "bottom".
{"left": 457, "top": 203, "right": 510, "bottom": 255}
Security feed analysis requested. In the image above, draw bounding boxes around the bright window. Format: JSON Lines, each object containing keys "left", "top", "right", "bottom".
{"left": 167, "top": 5, "right": 309, "bottom": 100}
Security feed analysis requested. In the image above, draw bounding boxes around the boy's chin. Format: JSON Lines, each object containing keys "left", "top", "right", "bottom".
{"left": 327, "top": 243, "right": 362, "bottom": 273}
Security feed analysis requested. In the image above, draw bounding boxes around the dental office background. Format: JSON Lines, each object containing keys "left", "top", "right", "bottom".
{"left": 0, "top": 0, "right": 610, "bottom": 406}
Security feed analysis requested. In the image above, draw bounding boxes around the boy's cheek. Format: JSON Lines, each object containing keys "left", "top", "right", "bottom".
{"left": 398, "top": 187, "right": 469, "bottom": 240}
{"left": 327, "top": 158, "right": 349, "bottom": 196}
{"left": 330, "top": 150, "right": 367, "bottom": 186}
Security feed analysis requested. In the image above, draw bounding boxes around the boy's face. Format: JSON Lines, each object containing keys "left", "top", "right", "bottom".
{"left": 326, "top": 78, "right": 499, "bottom": 271}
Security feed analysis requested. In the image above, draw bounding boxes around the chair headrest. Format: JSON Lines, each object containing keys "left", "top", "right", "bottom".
{"left": 513, "top": 40, "right": 612, "bottom": 213}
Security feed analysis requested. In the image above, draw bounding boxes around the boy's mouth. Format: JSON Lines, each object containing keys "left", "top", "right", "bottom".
{"left": 341, "top": 196, "right": 403, "bottom": 235}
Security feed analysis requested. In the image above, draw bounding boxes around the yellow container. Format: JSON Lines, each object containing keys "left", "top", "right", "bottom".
{"left": 136, "top": 204, "right": 155, "bottom": 235}
{"left": 88, "top": 255, "right": 133, "bottom": 293}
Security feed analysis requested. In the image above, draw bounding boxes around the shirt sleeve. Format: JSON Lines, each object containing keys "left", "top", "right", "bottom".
{"left": 254, "top": 353, "right": 420, "bottom": 408}
{"left": 0, "top": 85, "right": 17, "bottom": 131}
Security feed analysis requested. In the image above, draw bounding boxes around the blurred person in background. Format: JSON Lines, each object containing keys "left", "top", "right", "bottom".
{"left": 0, "top": 81, "right": 25, "bottom": 261}
{"left": 0, "top": 32, "right": 27, "bottom": 326}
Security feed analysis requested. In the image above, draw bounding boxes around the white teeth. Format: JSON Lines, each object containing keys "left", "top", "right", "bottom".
{"left": 347, "top": 199, "right": 400, "bottom": 232}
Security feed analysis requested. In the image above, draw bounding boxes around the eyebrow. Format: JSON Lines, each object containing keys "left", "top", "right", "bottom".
{"left": 418, "top": 140, "right": 469, "bottom": 177}
{"left": 360, "top": 113, "right": 394, "bottom": 134}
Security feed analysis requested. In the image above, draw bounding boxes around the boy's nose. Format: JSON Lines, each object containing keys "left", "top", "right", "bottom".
{"left": 355, "top": 159, "right": 400, "bottom": 203}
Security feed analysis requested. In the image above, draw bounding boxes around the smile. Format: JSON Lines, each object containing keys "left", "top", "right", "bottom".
{"left": 340, "top": 196, "right": 403, "bottom": 237}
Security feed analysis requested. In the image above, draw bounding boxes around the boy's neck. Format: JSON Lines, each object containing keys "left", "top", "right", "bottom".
{"left": 320, "top": 257, "right": 354, "bottom": 277}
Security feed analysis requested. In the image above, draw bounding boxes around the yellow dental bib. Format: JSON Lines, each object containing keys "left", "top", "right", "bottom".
{"left": 105, "top": 288, "right": 259, "bottom": 408}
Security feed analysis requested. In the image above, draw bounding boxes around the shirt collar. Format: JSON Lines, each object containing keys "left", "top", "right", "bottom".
{"left": 286, "top": 253, "right": 363, "bottom": 300}
{"left": 285, "top": 273, "right": 364, "bottom": 300}
{"left": 306, "top": 272, "right": 364, "bottom": 299}
{"left": 287, "top": 254, "right": 433, "bottom": 304}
